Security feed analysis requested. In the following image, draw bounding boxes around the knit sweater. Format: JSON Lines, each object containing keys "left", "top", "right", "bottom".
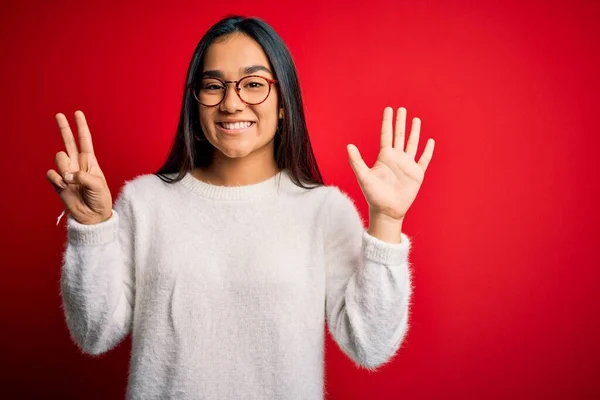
{"left": 60, "top": 168, "right": 413, "bottom": 400}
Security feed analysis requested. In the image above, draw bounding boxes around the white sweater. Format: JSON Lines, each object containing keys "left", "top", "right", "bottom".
{"left": 60, "top": 169, "right": 413, "bottom": 400}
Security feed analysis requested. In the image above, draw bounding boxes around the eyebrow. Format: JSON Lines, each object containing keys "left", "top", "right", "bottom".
{"left": 202, "top": 65, "right": 273, "bottom": 78}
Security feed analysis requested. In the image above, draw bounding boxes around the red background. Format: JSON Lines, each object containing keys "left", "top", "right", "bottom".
{"left": 2, "top": 0, "right": 599, "bottom": 398}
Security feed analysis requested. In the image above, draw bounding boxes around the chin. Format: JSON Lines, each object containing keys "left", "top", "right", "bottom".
{"left": 221, "top": 150, "right": 253, "bottom": 159}
{"left": 215, "top": 145, "right": 255, "bottom": 159}
{"left": 209, "top": 135, "right": 276, "bottom": 160}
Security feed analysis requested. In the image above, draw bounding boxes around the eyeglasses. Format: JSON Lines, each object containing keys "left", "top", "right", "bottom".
{"left": 188, "top": 75, "right": 278, "bottom": 107}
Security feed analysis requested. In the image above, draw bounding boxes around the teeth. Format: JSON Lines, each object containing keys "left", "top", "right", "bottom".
{"left": 221, "top": 121, "right": 252, "bottom": 130}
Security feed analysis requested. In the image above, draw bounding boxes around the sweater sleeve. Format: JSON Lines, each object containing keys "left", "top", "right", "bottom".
{"left": 322, "top": 187, "right": 413, "bottom": 371}
{"left": 60, "top": 184, "right": 136, "bottom": 356}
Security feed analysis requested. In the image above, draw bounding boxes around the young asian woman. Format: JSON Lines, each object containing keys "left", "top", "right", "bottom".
{"left": 47, "top": 15, "right": 435, "bottom": 400}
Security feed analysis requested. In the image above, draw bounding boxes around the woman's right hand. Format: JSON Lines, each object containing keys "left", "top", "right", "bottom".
{"left": 46, "top": 110, "right": 113, "bottom": 225}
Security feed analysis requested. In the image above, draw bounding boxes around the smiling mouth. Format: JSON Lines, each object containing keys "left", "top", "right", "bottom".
{"left": 216, "top": 122, "right": 256, "bottom": 133}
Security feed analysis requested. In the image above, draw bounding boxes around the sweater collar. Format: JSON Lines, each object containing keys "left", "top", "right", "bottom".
{"left": 179, "top": 169, "right": 291, "bottom": 201}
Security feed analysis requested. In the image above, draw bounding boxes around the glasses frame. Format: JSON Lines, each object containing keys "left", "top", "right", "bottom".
{"left": 188, "top": 75, "right": 278, "bottom": 107}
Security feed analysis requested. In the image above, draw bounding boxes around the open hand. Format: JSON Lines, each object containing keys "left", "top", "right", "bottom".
{"left": 347, "top": 107, "right": 435, "bottom": 221}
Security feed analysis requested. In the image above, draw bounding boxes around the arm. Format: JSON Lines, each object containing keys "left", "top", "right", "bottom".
{"left": 323, "top": 188, "right": 412, "bottom": 371}
{"left": 60, "top": 184, "right": 136, "bottom": 356}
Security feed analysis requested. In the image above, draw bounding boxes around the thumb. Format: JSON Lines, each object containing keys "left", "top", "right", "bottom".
{"left": 64, "top": 170, "right": 104, "bottom": 190}
{"left": 347, "top": 144, "right": 369, "bottom": 182}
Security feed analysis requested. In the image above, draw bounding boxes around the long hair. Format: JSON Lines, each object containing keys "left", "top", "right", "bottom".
{"left": 155, "top": 15, "right": 323, "bottom": 189}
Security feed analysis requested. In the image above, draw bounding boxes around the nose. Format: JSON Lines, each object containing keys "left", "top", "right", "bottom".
{"left": 219, "top": 83, "right": 245, "bottom": 113}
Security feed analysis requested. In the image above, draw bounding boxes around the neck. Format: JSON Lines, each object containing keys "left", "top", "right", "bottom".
{"left": 193, "top": 148, "right": 280, "bottom": 187}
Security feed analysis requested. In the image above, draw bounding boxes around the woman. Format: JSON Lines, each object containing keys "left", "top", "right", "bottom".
{"left": 46, "top": 15, "right": 435, "bottom": 400}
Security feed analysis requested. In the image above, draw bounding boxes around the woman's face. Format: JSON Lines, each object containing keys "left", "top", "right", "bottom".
{"left": 198, "top": 33, "right": 282, "bottom": 161}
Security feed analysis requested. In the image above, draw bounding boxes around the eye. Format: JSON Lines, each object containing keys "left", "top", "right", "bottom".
{"left": 203, "top": 84, "right": 225, "bottom": 91}
{"left": 241, "top": 77, "right": 268, "bottom": 90}
{"left": 200, "top": 78, "right": 225, "bottom": 91}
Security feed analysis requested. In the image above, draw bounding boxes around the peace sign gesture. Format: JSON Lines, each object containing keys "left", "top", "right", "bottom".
{"left": 347, "top": 107, "right": 435, "bottom": 222}
{"left": 46, "top": 111, "right": 113, "bottom": 225}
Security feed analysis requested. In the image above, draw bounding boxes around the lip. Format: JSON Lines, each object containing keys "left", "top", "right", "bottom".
{"left": 216, "top": 121, "right": 256, "bottom": 134}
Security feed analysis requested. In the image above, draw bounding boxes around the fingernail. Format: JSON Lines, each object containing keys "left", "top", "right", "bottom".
{"left": 64, "top": 173, "right": 73, "bottom": 182}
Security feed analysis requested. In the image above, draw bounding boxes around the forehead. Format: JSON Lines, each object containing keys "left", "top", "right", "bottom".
{"left": 203, "top": 33, "right": 272, "bottom": 74}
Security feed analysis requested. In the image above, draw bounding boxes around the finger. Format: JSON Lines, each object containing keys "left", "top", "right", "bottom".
{"left": 417, "top": 138, "right": 435, "bottom": 172}
{"left": 55, "top": 151, "right": 72, "bottom": 175}
{"left": 56, "top": 151, "right": 81, "bottom": 185}
{"left": 56, "top": 113, "right": 79, "bottom": 162}
{"left": 46, "top": 169, "right": 67, "bottom": 193}
{"left": 394, "top": 107, "right": 407, "bottom": 151}
{"left": 78, "top": 151, "right": 103, "bottom": 173}
{"left": 347, "top": 144, "right": 369, "bottom": 182}
{"left": 74, "top": 110, "right": 95, "bottom": 155}
{"left": 67, "top": 170, "right": 105, "bottom": 190}
{"left": 405, "top": 117, "right": 421, "bottom": 159}
{"left": 380, "top": 107, "right": 393, "bottom": 149}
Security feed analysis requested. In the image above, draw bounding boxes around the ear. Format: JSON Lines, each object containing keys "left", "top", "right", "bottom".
{"left": 279, "top": 107, "right": 284, "bottom": 119}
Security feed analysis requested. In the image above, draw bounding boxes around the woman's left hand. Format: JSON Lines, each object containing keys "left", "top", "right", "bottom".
{"left": 347, "top": 107, "right": 435, "bottom": 222}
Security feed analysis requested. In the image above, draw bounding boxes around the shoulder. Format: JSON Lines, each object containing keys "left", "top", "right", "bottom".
{"left": 320, "top": 184, "right": 359, "bottom": 210}
{"left": 286, "top": 181, "right": 351, "bottom": 207}
{"left": 116, "top": 172, "right": 177, "bottom": 206}
{"left": 312, "top": 184, "right": 363, "bottom": 223}
{"left": 277, "top": 173, "right": 360, "bottom": 220}
{"left": 122, "top": 172, "right": 170, "bottom": 190}
{"left": 312, "top": 184, "right": 365, "bottom": 239}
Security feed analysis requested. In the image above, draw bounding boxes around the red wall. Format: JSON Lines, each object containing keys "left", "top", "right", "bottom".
{"left": 2, "top": 0, "right": 599, "bottom": 398}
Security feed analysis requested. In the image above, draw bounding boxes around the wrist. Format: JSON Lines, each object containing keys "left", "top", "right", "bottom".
{"left": 367, "top": 211, "right": 404, "bottom": 244}
{"left": 83, "top": 210, "right": 113, "bottom": 225}
{"left": 102, "top": 210, "right": 113, "bottom": 222}
{"left": 369, "top": 211, "right": 404, "bottom": 225}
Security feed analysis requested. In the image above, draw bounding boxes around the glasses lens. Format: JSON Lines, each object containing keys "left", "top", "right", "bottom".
{"left": 197, "top": 78, "right": 226, "bottom": 106}
{"left": 238, "top": 76, "right": 270, "bottom": 104}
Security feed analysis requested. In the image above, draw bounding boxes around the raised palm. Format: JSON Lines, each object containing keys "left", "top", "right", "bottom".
{"left": 347, "top": 107, "right": 435, "bottom": 221}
